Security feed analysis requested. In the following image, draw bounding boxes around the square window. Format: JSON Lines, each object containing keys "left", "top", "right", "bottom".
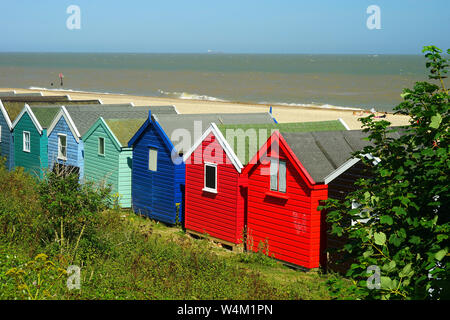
{"left": 148, "top": 148, "right": 157, "bottom": 171}
{"left": 98, "top": 137, "right": 105, "bottom": 156}
{"left": 23, "top": 131, "right": 30, "bottom": 152}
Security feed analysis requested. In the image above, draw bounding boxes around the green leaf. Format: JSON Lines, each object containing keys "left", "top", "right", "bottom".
{"left": 400, "top": 92, "right": 411, "bottom": 99}
{"left": 381, "top": 276, "right": 395, "bottom": 290}
{"left": 409, "top": 236, "right": 421, "bottom": 245}
{"left": 389, "top": 234, "right": 403, "bottom": 247}
{"left": 430, "top": 113, "right": 442, "bottom": 129}
{"left": 392, "top": 206, "right": 407, "bottom": 216}
{"left": 382, "top": 260, "right": 397, "bottom": 272}
{"left": 399, "top": 263, "right": 414, "bottom": 278}
{"left": 380, "top": 215, "right": 393, "bottom": 225}
{"left": 435, "top": 248, "right": 448, "bottom": 261}
{"left": 374, "top": 232, "right": 386, "bottom": 246}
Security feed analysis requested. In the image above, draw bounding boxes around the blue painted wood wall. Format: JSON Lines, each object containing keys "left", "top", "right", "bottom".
{"left": 47, "top": 116, "right": 84, "bottom": 178}
{"left": 131, "top": 121, "right": 184, "bottom": 224}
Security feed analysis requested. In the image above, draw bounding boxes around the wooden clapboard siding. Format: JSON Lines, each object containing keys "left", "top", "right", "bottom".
{"left": 47, "top": 116, "right": 83, "bottom": 178}
{"left": 131, "top": 122, "right": 179, "bottom": 223}
{"left": 13, "top": 112, "right": 47, "bottom": 179}
{"left": 83, "top": 121, "right": 120, "bottom": 195}
{"left": 242, "top": 132, "right": 329, "bottom": 269}
{"left": 118, "top": 149, "right": 133, "bottom": 208}
{"left": 246, "top": 144, "right": 318, "bottom": 268}
{"left": 0, "top": 113, "right": 13, "bottom": 170}
{"left": 185, "top": 132, "right": 243, "bottom": 244}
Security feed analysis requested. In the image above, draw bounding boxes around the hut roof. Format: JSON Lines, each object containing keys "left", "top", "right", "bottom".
{"left": 217, "top": 120, "right": 347, "bottom": 165}
{"left": 104, "top": 118, "right": 147, "bottom": 146}
{"left": 152, "top": 112, "right": 275, "bottom": 154}
{"left": 29, "top": 107, "right": 61, "bottom": 129}
{"left": 1, "top": 100, "right": 101, "bottom": 123}
{"left": 280, "top": 130, "right": 387, "bottom": 183}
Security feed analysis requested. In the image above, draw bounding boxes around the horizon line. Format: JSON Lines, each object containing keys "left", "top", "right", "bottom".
{"left": 0, "top": 51, "right": 425, "bottom": 55}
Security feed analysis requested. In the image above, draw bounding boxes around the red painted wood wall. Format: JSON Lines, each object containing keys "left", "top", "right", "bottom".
{"left": 245, "top": 141, "right": 328, "bottom": 269}
{"left": 185, "top": 133, "right": 245, "bottom": 244}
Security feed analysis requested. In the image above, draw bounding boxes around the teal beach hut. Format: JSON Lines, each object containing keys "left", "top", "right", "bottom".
{"left": 82, "top": 117, "right": 148, "bottom": 208}
{"left": 11, "top": 104, "right": 60, "bottom": 179}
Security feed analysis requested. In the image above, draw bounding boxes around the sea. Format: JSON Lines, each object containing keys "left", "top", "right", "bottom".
{"left": 0, "top": 53, "right": 439, "bottom": 111}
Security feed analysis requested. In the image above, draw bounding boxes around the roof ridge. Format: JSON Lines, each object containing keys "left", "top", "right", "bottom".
{"left": 314, "top": 138, "right": 339, "bottom": 170}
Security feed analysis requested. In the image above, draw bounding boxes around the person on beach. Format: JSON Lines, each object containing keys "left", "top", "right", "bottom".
{"left": 59, "top": 73, "right": 64, "bottom": 86}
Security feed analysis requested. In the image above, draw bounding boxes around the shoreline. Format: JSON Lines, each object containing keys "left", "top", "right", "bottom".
{"left": 0, "top": 87, "right": 411, "bottom": 130}
{"left": 27, "top": 86, "right": 363, "bottom": 112}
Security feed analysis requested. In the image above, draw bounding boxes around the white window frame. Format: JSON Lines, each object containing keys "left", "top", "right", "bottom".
{"left": 57, "top": 134, "right": 67, "bottom": 160}
{"left": 203, "top": 162, "right": 218, "bottom": 193}
{"left": 98, "top": 137, "right": 105, "bottom": 156}
{"left": 148, "top": 147, "right": 158, "bottom": 171}
{"left": 23, "top": 131, "right": 30, "bottom": 152}
{"left": 269, "top": 158, "right": 287, "bottom": 193}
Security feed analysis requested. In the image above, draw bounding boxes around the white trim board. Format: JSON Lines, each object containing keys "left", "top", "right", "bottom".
{"left": 12, "top": 104, "right": 43, "bottom": 135}
{"left": 338, "top": 118, "right": 350, "bottom": 131}
{"left": 324, "top": 158, "right": 361, "bottom": 185}
{"left": 99, "top": 117, "right": 124, "bottom": 149}
{"left": 47, "top": 106, "right": 81, "bottom": 143}
{"left": 324, "top": 153, "right": 381, "bottom": 185}
{"left": 0, "top": 100, "right": 13, "bottom": 130}
{"left": 183, "top": 122, "right": 244, "bottom": 173}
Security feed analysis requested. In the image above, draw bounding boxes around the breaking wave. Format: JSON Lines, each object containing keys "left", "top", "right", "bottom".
{"left": 29, "top": 86, "right": 126, "bottom": 96}
{"left": 157, "top": 89, "right": 228, "bottom": 102}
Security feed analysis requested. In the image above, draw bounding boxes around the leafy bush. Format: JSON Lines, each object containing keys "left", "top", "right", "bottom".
{"left": 0, "top": 159, "right": 42, "bottom": 246}
{"left": 6, "top": 253, "right": 66, "bottom": 300}
{"left": 321, "top": 46, "right": 449, "bottom": 300}
{"left": 38, "top": 170, "right": 112, "bottom": 250}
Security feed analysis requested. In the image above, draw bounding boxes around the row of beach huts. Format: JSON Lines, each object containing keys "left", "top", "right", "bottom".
{"left": 0, "top": 91, "right": 393, "bottom": 270}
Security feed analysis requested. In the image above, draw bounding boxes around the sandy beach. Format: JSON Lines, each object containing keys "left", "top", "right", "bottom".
{"left": 1, "top": 87, "right": 411, "bottom": 130}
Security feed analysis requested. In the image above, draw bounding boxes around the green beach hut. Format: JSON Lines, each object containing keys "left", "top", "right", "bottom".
{"left": 11, "top": 104, "right": 60, "bottom": 179}
{"left": 82, "top": 117, "right": 146, "bottom": 208}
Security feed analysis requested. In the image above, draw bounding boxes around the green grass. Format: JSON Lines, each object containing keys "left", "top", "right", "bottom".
{"left": 0, "top": 159, "right": 353, "bottom": 300}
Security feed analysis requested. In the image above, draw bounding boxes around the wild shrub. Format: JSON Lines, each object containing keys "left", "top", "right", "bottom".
{"left": 38, "top": 170, "right": 113, "bottom": 256}
{"left": 0, "top": 159, "right": 42, "bottom": 245}
{"left": 321, "top": 46, "right": 449, "bottom": 299}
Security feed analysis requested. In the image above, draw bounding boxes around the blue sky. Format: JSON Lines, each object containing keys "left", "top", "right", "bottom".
{"left": 1, "top": 0, "right": 449, "bottom": 54}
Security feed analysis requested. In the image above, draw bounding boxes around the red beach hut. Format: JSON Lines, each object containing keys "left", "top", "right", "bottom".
{"left": 182, "top": 120, "right": 349, "bottom": 252}
{"left": 242, "top": 129, "right": 375, "bottom": 269}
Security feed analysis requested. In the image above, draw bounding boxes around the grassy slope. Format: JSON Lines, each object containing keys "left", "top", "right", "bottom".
{"left": 0, "top": 162, "right": 351, "bottom": 300}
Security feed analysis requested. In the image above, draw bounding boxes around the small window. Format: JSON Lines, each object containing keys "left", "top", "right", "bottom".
{"left": 204, "top": 163, "right": 217, "bottom": 192}
{"left": 98, "top": 137, "right": 105, "bottom": 156}
{"left": 58, "top": 134, "right": 67, "bottom": 160}
{"left": 270, "top": 159, "right": 286, "bottom": 193}
{"left": 23, "top": 131, "right": 30, "bottom": 152}
{"left": 148, "top": 148, "right": 158, "bottom": 171}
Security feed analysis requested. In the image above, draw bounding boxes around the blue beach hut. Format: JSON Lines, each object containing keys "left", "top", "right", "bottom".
{"left": 46, "top": 104, "right": 177, "bottom": 179}
{"left": 127, "top": 112, "right": 276, "bottom": 225}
